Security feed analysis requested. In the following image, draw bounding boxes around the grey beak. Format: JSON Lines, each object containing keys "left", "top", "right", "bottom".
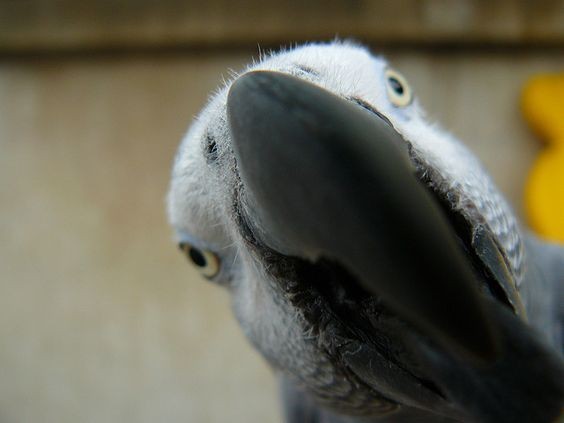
{"left": 227, "top": 71, "right": 499, "bottom": 362}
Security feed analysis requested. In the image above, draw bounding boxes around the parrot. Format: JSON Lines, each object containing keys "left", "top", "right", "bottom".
{"left": 167, "top": 41, "right": 564, "bottom": 423}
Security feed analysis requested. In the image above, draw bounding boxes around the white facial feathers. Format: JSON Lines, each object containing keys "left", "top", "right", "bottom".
{"left": 168, "top": 41, "right": 523, "bottom": 287}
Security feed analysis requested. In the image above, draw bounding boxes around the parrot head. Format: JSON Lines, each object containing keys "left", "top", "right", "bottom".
{"left": 167, "top": 42, "right": 563, "bottom": 422}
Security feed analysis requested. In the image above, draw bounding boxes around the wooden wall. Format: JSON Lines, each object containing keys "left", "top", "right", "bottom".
{"left": 1, "top": 0, "right": 563, "bottom": 52}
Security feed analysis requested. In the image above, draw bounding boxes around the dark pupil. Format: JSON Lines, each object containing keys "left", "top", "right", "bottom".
{"left": 189, "top": 247, "right": 207, "bottom": 267}
{"left": 388, "top": 77, "right": 404, "bottom": 95}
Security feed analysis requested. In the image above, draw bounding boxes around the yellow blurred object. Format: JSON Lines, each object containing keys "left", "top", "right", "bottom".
{"left": 522, "top": 73, "right": 564, "bottom": 242}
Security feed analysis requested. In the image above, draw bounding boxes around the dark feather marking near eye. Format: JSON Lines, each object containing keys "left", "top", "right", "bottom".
{"left": 204, "top": 133, "right": 219, "bottom": 164}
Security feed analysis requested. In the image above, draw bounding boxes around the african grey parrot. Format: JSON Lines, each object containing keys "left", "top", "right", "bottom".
{"left": 167, "top": 42, "right": 564, "bottom": 422}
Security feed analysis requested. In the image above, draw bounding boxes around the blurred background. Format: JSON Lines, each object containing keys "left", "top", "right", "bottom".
{"left": 0, "top": 1, "right": 563, "bottom": 422}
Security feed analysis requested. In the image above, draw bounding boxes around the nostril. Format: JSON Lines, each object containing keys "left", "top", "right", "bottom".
{"left": 293, "top": 64, "right": 320, "bottom": 77}
{"left": 204, "top": 133, "right": 219, "bottom": 164}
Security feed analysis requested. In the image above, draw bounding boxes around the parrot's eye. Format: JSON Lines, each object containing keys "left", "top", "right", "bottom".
{"left": 179, "top": 242, "right": 220, "bottom": 278}
{"left": 385, "top": 68, "right": 413, "bottom": 107}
